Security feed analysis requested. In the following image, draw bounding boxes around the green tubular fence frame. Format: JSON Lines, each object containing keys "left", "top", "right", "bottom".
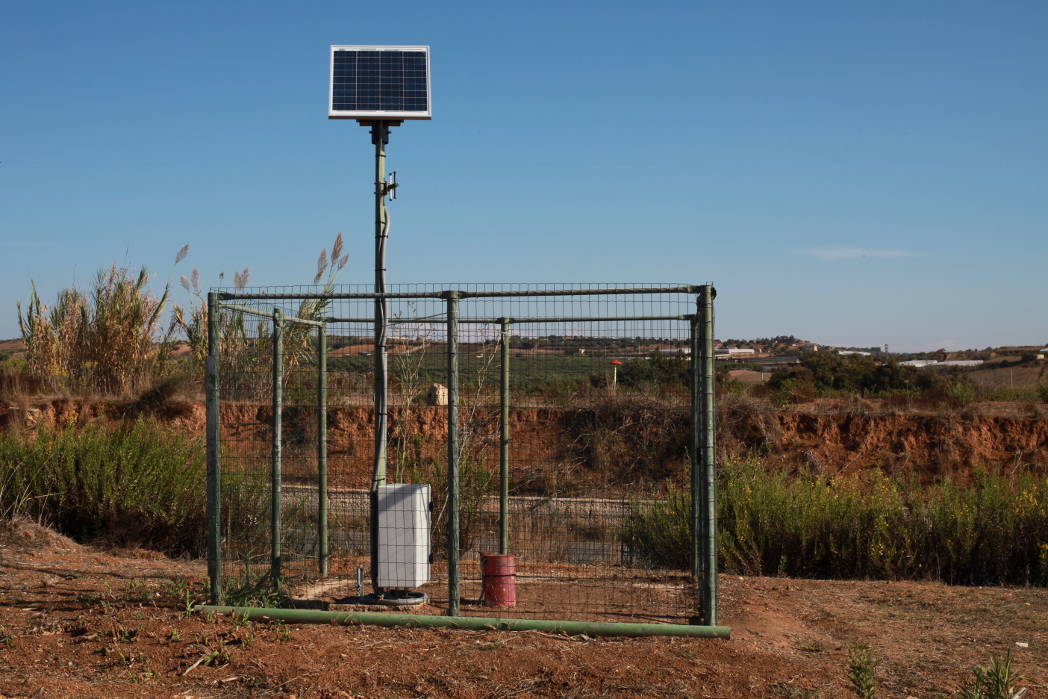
{"left": 271, "top": 308, "right": 284, "bottom": 589}
{"left": 206, "top": 292, "right": 222, "bottom": 604}
{"left": 499, "top": 318, "right": 510, "bottom": 555}
{"left": 695, "top": 286, "right": 719, "bottom": 625}
{"left": 197, "top": 605, "right": 731, "bottom": 638}
{"left": 445, "top": 291, "right": 461, "bottom": 616}
{"left": 206, "top": 302, "right": 327, "bottom": 603}
{"left": 215, "top": 285, "right": 701, "bottom": 301}
{"left": 205, "top": 285, "right": 725, "bottom": 636}
{"left": 317, "top": 324, "right": 328, "bottom": 577}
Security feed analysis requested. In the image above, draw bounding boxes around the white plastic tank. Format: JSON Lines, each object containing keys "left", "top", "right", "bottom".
{"left": 375, "top": 484, "right": 431, "bottom": 588}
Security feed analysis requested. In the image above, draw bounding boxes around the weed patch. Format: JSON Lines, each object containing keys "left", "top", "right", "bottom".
{"left": 624, "top": 459, "right": 1048, "bottom": 586}
{"left": 0, "top": 420, "right": 206, "bottom": 554}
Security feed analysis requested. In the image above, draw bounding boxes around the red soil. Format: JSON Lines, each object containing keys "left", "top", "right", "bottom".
{"left": 0, "top": 519, "right": 1044, "bottom": 697}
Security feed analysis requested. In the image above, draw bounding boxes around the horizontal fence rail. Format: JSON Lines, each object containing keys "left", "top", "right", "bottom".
{"left": 217, "top": 284, "right": 713, "bottom": 301}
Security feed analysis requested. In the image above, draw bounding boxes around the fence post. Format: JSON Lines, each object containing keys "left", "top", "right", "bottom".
{"left": 206, "top": 292, "right": 222, "bottom": 604}
{"left": 698, "top": 285, "right": 718, "bottom": 625}
{"left": 690, "top": 300, "right": 701, "bottom": 585}
{"left": 317, "top": 323, "right": 328, "bottom": 577}
{"left": 271, "top": 308, "right": 283, "bottom": 591}
{"left": 499, "top": 318, "right": 511, "bottom": 555}
{"left": 446, "top": 291, "right": 461, "bottom": 616}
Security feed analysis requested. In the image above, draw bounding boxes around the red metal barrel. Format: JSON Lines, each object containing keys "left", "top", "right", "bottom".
{"left": 480, "top": 553, "right": 516, "bottom": 607}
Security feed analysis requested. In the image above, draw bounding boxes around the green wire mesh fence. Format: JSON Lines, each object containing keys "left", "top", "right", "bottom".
{"left": 206, "top": 283, "right": 718, "bottom": 627}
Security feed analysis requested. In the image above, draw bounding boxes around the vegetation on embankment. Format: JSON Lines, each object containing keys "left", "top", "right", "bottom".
{"left": 0, "top": 420, "right": 206, "bottom": 554}
{"left": 626, "top": 459, "right": 1048, "bottom": 586}
{"left": 1, "top": 419, "right": 1045, "bottom": 588}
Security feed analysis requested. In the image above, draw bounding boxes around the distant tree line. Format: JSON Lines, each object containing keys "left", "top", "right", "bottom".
{"left": 767, "top": 352, "right": 944, "bottom": 400}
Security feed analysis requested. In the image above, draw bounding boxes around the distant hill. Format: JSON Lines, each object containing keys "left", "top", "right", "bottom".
{"left": 0, "top": 339, "right": 25, "bottom": 356}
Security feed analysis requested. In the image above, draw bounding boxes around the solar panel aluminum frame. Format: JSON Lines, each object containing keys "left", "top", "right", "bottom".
{"left": 328, "top": 45, "right": 432, "bottom": 121}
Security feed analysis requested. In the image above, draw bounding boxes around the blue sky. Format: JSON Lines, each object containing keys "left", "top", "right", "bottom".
{"left": 1, "top": 0, "right": 1045, "bottom": 351}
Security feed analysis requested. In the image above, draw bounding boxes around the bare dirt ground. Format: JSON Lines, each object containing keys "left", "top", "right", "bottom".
{"left": 0, "top": 521, "right": 1045, "bottom": 697}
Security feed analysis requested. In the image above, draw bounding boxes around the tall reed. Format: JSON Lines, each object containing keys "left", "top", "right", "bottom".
{"left": 171, "top": 233, "right": 348, "bottom": 401}
{"left": 18, "top": 266, "right": 169, "bottom": 395}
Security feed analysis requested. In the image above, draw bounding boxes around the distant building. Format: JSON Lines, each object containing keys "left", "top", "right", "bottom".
{"left": 899, "top": 359, "right": 984, "bottom": 368}
{"left": 716, "top": 348, "right": 754, "bottom": 359}
{"left": 900, "top": 359, "right": 938, "bottom": 368}
{"left": 838, "top": 350, "right": 871, "bottom": 357}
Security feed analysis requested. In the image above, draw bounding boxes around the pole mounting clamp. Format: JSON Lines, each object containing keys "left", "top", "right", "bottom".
{"left": 382, "top": 172, "right": 399, "bottom": 200}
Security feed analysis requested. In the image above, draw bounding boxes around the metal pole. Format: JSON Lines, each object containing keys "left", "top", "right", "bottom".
{"left": 271, "top": 308, "right": 283, "bottom": 591}
{"left": 317, "top": 324, "right": 328, "bottom": 577}
{"left": 446, "top": 291, "right": 461, "bottom": 616}
{"left": 698, "top": 286, "right": 718, "bottom": 625}
{"left": 369, "top": 122, "right": 390, "bottom": 596}
{"left": 499, "top": 318, "right": 510, "bottom": 555}
{"left": 372, "top": 121, "right": 390, "bottom": 490}
{"left": 205, "top": 292, "right": 222, "bottom": 604}
{"left": 690, "top": 301, "right": 701, "bottom": 584}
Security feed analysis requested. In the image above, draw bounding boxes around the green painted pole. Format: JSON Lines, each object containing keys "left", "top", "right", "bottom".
{"left": 196, "top": 605, "right": 731, "bottom": 639}
{"left": 205, "top": 292, "right": 222, "bottom": 604}
{"left": 698, "top": 286, "right": 718, "bottom": 625}
{"left": 690, "top": 300, "right": 701, "bottom": 584}
{"left": 271, "top": 308, "right": 283, "bottom": 591}
{"left": 369, "top": 122, "right": 390, "bottom": 597}
{"left": 499, "top": 318, "right": 510, "bottom": 555}
{"left": 372, "top": 122, "right": 390, "bottom": 490}
{"left": 446, "top": 291, "right": 461, "bottom": 616}
{"left": 317, "top": 324, "right": 328, "bottom": 577}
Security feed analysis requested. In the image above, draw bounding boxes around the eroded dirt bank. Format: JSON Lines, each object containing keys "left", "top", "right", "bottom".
{"left": 2, "top": 398, "right": 1045, "bottom": 488}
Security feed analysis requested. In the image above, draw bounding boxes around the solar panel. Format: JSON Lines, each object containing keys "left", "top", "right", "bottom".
{"left": 329, "top": 45, "right": 431, "bottom": 120}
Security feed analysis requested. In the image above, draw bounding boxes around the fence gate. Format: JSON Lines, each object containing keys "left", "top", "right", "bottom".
{"left": 206, "top": 284, "right": 720, "bottom": 632}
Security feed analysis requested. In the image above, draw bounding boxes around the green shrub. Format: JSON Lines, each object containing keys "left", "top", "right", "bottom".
{"left": 768, "top": 352, "right": 943, "bottom": 398}
{"left": 947, "top": 380, "right": 978, "bottom": 407}
{"left": 769, "top": 376, "right": 816, "bottom": 405}
{"left": 623, "top": 486, "right": 691, "bottom": 570}
{"left": 624, "top": 459, "right": 1048, "bottom": 586}
{"left": 846, "top": 643, "right": 880, "bottom": 698}
{"left": 0, "top": 420, "right": 206, "bottom": 553}
{"left": 960, "top": 650, "right": 1022, "bottom": 699}
{"left": 618, "top": 354, "right": 689, "bottom": 390}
